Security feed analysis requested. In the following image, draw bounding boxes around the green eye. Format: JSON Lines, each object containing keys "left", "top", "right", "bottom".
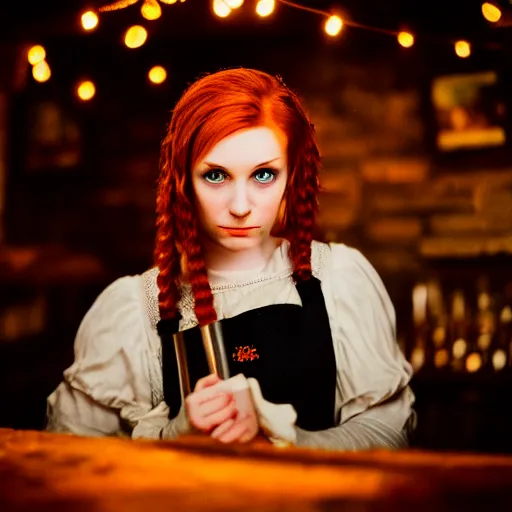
{"left": 254, "top": 169, "right": 276, "bottom": 184}
{"left": 203, "top": 170, "right": 227, "bottom": 184}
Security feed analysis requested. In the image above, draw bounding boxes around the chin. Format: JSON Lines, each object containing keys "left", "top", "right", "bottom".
{"left": 220, "top": 237, "right": 262, "bottom": 252}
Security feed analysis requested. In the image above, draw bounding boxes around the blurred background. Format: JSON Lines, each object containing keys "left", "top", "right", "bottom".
{"left": 1, "top": 0, "right": 512, "bottom": 453}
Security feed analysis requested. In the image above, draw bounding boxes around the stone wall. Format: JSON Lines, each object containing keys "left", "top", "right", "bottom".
{"left": 296, "top": 56, "right": 512, "bottom": 278}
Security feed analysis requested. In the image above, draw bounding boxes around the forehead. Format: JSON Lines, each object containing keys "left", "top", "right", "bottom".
{"left": 199, "top": 127, "right": 287, "bottom": 168}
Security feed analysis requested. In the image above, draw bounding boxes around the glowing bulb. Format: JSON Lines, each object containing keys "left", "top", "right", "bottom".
{"left": 256, "top": 0, "right": 275, "bottom": 17}
{"left": 482, "top": 2, "right": 501, "bottom": 23}
{"left": 492, "top": 349, "right": 506, "bottom": 371}
{"left": 452, "top": 338, "right": 467, "bottom": 359}
{"left": 213, "top": 0, "right": 231, "bottom": 17}
{"left": 397, "top": 31, "right": 414, "bottom": 48}
{"left": 466, "top": 352, "right": 482, "bottom": 373}
{"left": 81, "top": 10, "right": 99, "bottom": 30}
{"left": 149, "top": 65, "right": 167, "bottom": 84}
{"left": 410, "top": 346, "right": 425, "bottom": 373}
{"left": 501, "top": 306, "right": 512, "bottom": 323}
{"left": 434, "top": 349, "right": 449, "bottom": 368}
{"left": 77, "top": 80, "right": 96, "bottom": 101}
{"left": 324, "top": 15, "right": 343, "bottom": 37}
{"left": 455, "top": 40, "right": 471, "bottom": 58}
{"left": 124, "top": 25, "right": 148, "bottom": 48}
{"left": 432, "top": 326, "right": 446, "bottom": 348}
{"left": 141, "top": 0, "right": 162, "bottom": 20}
{"left": 27, "top": 45, "right": 46, "bottom": 65}
{"left": 32, "top": 60, "right": 51, "bottom": 82}
{"left": 478, "top": 292, "right": 491, "bottom": 310}
{"left": 225, "top": 0, "right": 244, "bottom": 8}
{"left": 477, "top": 333, "right": 492, "bottom": 351}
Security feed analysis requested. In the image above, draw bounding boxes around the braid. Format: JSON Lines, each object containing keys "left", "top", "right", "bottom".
{"left": 286, "top": 114, "right": 321, "bottom": 282}
{"left": 289, "top": 142, "right": 319, "bottom": 282}
{"left": 155, "top": 141, "right": 182, "bottom": 320}
{"left": 181, "top": 236, "right": 217, "bottom": 326}
{"left": 174, "top": 174, "right": 217, "bottom": 326}
{"left": 155, "top": 130, "right": 217, "bottom": 326}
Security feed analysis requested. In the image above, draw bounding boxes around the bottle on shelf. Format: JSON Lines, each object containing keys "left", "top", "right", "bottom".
{"left": 410, "top": 282, "right": 428, "bottom": 373}
{"left": 473, "top": 278, "right": 495, "bottom": 372}
{"left": 448, "top": 289, "right": 473, "bottom": 373}
{"left": 491, "top": 305, "right": 511, "bottom": 372}
{"left": 428, "top": 279, "right": 450, "bottom": 371}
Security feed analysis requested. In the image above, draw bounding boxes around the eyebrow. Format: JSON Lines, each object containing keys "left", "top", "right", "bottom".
{"left": 202, "top": 157, "right": 282, "bottom": 169}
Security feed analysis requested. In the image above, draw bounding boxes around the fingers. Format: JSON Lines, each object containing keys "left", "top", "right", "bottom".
{"left": 186, "top": 400, "right": 236, "bottom": 433}
{"left": 199, "top": 393, "right": 232, "bottom": 417}
{"left": 203, "top": 398, "right": 237, "bottom": 430}
{"left": 211, "top": 414, "right": 259, "bottom": 444}
{"left": 210, "top": 418, "right": 236, "bottom": 439}
{"left": 194, "top": 373, "right": 221, "bottom": 392}
{"left": 185, "top": 374, "right": 260, "bottom": 442}
{"left": 185, "top": 378, "right": 237, "bottom": 433}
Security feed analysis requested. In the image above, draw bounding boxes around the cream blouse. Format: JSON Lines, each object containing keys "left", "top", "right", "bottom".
{"left": 46, "top": 241, "right": 415, "bottom": 450}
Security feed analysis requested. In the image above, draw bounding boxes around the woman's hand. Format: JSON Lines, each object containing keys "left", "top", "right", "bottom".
{"left": 184, "top": 374, "right": 237, "bottom": 434}
{"left": 210, "top": 384, "right": 260, "bottom": 444}
{"left": 210, "top": 412, "right": 260, "bottom": 444}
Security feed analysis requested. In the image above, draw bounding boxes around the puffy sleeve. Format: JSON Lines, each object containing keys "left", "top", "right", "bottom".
{"left": 45, "top": 275, "right": 188, "bottom": 439}
{"left": 294, "top": 243, "right": 416, "bottom": 450}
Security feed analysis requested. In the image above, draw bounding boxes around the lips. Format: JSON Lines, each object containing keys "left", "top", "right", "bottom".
{"left": 220, "top": 226, "right": 259, "bottom": 237}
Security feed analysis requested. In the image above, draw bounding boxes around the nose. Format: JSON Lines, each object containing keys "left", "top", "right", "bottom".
{"left": 229, "top": 181, "right": 251, "bottom": 218}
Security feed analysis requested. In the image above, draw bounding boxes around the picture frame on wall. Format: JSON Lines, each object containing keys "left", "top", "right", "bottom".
{"left": 431, "top": 70, "right": 507, "bottom": 152}
{"left": 25, "top": 99, "right": 82, "bottom": 172}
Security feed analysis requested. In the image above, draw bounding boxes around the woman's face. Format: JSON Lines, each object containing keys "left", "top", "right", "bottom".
{"left": 192, "top": 126, "right": 288, "bottom": 253}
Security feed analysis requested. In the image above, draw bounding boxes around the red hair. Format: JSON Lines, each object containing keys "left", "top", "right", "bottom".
{"left": 155, "top": 68, "right": 321, "bottom": 326}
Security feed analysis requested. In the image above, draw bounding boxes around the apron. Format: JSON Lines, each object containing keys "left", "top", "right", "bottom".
{"left": 157, "top": 276, "right": 337, "bottom": 431}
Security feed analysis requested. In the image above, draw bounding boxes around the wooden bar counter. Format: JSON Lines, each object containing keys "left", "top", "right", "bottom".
{"left": 2, "top": 428, "right": 512, "bottom": 511}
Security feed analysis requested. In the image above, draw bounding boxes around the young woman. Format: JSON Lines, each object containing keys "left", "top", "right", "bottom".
{"left": 46, "top": 68, "right": 415, "bottom": 449}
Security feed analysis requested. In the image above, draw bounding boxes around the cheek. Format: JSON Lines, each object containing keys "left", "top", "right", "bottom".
{"left": 194, "top": 187, "right": 224, "bottom": 222}
{"left": 259, "top": 187, "right": 286, "bottom": 222}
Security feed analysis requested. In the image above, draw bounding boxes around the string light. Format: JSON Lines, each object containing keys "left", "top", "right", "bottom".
{"left": 77, "top": 80, "right": 96, "bottom": 101}
{"left": 27, "top": 45, "right": 46, "bottom": 65}
{"left": 324, "top": 15, "right": 343, "bottom": 37}
{"left": 452, "top": 338, "right": 467, "bottom": 359}
{"left": 124, "top": 25, "right": 148, "bottom": 48}
{"left": 455, "top": 40, "right": 471, "bottom": 58}
{"left": 481, "top": 2, "right": 502, "bottom": 23}
{"left": 32, "top": 0, "right": 512, "bottom": 97}
{"left": 492, "top": 349, "right": 507, "bottom": 371}
{"left": 256, "top": 0, "right": 275, "bottom": 17}
{"left": 149, "top": 65, "right": 167, "bottom": 83}
{"left": 100, "top": 0, "right": 144, "bottom": 11}
{"left": 225, "top": 0, "right": 244, "bottom": 7}
{"left": 81, "top": 10, "right": 99, "bottom": 30}
{"left": 99, "top": 0, "right": 185, "bottom": 12}
{"left": 97, "top": 0, "right": 509, "bottom": 52}
{"left": 434, "top": 349, "right": 449, "bottom": 369}
{"left": 32, "top": 61, "right": 51, "bottom": 82}
{"left": 397, "top": 31, "right": 414, "bottom": 48}
{"left": 465, "top": 352, "right": 482, "bottom": 373}
{"left": 213, "top": 0, "right": 231, "bottom": 18}
{"left": 141, "top": 0, "right": 162, "bottom": 20}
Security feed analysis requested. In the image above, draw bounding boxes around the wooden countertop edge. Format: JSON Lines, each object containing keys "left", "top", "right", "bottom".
{"left": 3, "top": 427, "right": 512, "bottom": 471}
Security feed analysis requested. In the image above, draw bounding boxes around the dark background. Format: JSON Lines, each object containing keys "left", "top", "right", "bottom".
{"left": 1, "top": 0, "right": 512, "bottom": 453}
